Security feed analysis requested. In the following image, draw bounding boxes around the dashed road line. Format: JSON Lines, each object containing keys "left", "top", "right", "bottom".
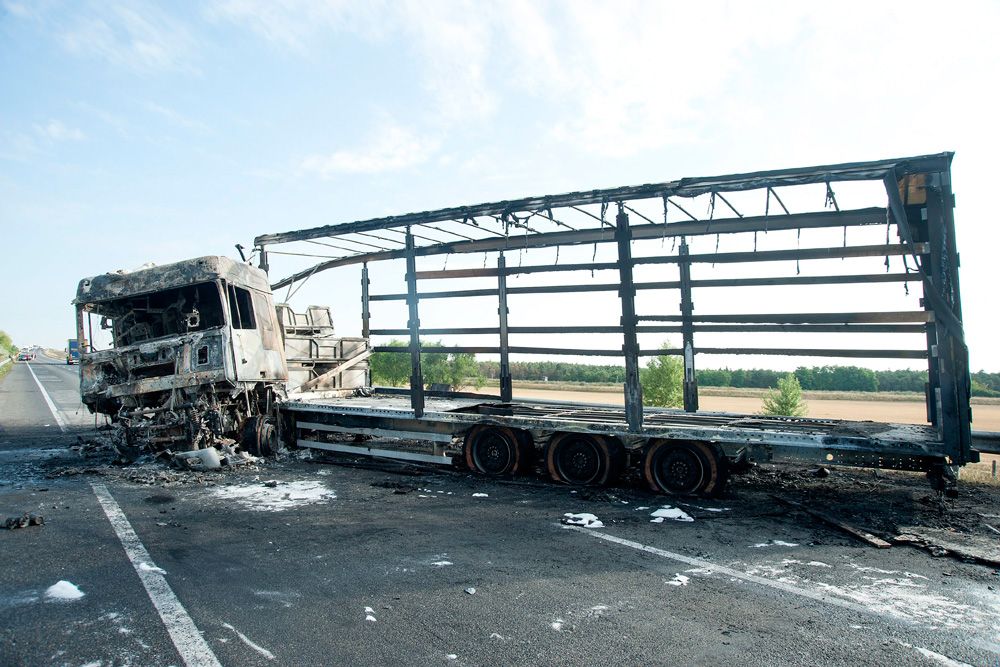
{"left": 26, "top": 362, "right": 67, "bottom": 432}
{"left": 92, "top": 483, "right": 222, "bottom": 667}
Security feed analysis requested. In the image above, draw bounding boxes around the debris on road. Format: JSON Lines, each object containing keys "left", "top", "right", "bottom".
{"left": 774, "top": 495, "right": 892, "bottom": 549}
{"left": 894, "top": 528, "right": 1000, "bottom": 567}
{"left": 3, "top": 513, "right": 44, "bottom": 530}
{"left": 464, "top": 587, "right": 476, "bottom": 595}
{"left": 173, "top": 446, "right": 222, "bottom": 470}
{"left": 44, "top": 580, "right": 84, "bottom": 601}
{"left": 562, "top": 513, "right": 604, "bottom": 528}
{"left": 665, "top": 574, "right": 690, "bottom": 587}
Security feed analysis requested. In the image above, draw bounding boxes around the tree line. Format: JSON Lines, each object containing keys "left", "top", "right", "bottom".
{"left": 477, "top": 359, "right": 1000, "bottom": 397}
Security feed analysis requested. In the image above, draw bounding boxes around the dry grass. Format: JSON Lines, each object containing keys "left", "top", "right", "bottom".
{"left": 960, "top": 454, "right": 1000, "bottom": 486}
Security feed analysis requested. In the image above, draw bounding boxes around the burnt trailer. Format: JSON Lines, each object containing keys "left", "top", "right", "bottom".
{"left": 251, "top": 152, "right": 977, "bottom": 494}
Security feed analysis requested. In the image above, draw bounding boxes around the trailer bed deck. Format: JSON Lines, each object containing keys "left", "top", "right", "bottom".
{"left": 283, "top": 392, "right": 947, "bottom": 473}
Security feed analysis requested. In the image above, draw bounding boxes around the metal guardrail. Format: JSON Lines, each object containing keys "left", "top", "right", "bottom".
{"left": 972, "top": 431, "right": 1000, "bottom": 455}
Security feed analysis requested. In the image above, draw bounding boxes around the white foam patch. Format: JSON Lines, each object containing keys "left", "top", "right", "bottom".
{"left": 746, "top": 560, "right": 1000, "bottom": 631}
{"left": 222, "top": 622, "right": 275, "bottom": 660}
{"left": 650, "top": 506, "right": 694, "bottom": 523}
{"left": 551, "top": 619, "right": 565, "bottom": 631}
{"left": 847, "top": 564, "right": 927, "bottom": 579}
{"left": 750, "top": 540, "right": 799, "bottom": 548}
{"left": 139, "top": 562, "right": 167, "bottom": 575}
{"left": 563, "top": 513, "right": 604, "bottom": 528}
{"left": 45, "top": 580, "right": 84, "bottom": 601}
{"left": 431, "top": 561, "right": 453, "bottom": 567}
{"left": 666, "top": 574, "right": 690, "bottom": 587}
{"left": 472, "top": 493, "right": 489, "bottom": 498}
{"left": 213, "top": 481, "right": 335, "bottom": 512}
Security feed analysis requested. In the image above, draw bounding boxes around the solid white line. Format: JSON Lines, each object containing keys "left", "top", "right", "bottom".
{"left": 26, "top": 362, "right": 67, "bottom": 432}
{"left": 561, "top": 525, "right": 879, "bottom": 616}
{"left": 92, "top": 483, "right": 222, "bottom": 667}
{"left": 894, "top": 640, "right": 972, "bottom": 667}
{"left": 563, "top": 526, "right": 1000, "bottom": 655}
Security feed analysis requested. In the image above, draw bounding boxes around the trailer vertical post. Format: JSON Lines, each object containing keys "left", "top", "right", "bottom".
{"left": 678, "top": 239, "right": 699, "bottom": 412}
{"left": 497, "top": 253, "right": 513, "bottom": 402}
{"left": 404, "top": 229, "right": 424, "bottom": 417}
{"left": 361, "top": 262, "right": 370, "bottom": 339}
{"left": 925, "top": 172, "right": 972, "bottom": 463}
{"left": 615, "top": 204, "right": 643, "bottom": 432}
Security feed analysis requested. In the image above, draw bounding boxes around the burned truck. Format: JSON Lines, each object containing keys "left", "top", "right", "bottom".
{"left": 73, "top": 256, "right": 368, "bottom": 457}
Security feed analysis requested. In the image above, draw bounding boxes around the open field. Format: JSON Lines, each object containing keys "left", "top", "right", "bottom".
{"left": 480, "top": 382, "right": 1000, "bottom": 430}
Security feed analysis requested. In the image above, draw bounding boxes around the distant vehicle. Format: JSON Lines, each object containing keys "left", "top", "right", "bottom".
{"left": 17, "top": 350, "right": 33, "bottom": 361}
{"left": 66, "top": 339, "right": 80, "bottom": 365}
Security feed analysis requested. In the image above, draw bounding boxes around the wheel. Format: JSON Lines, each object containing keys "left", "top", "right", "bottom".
{"left": 644, "top": 440, "right": 726, "bottom": 496}
{"left": 463, "top": 425, "right": 525, "bottom": 476}
{"left": 547, "top": 433, "right": 621, "bottom": 486}
{"left": 242, "top": 416, "right": 279, "bottom": 457}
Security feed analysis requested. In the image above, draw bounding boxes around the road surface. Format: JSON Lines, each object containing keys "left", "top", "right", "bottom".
{"left": 1, "top": 355, "right": 998, "bottom": 666}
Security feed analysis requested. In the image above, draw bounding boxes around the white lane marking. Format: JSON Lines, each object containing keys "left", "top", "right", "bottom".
{"left": 894, "top": 640, "right": 972, "bottom": 667}
{"left": 222, "top": 622, "right": 276, "bottom": 660}
{"left": 564, "top": 526, "right": 1000, "bottom": 655}
{"left": 26, "top": 362, "right": 67, "bottom": 432}
{"left": 561, "top": 525, "right": 878, "bottom": 616}
{"left": 92, "top": 484, "right": 222, "bottom": 667}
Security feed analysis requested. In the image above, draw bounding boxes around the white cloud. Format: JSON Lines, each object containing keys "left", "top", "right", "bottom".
{"left": 59, "top": 2, "right": 197, "bottom": 72}
{"left": 34, "top": 120, "right": 86, "bottom": 142}
{"left": 143, "top": 102, "right": 209, "bottom": 131}
{"left": 300, "top": 121, "right": 438, "bottom": 177}
{"left": 205, "top": 0, "right": 385, "bottom": 52}
{"left": 2, "top": 1, "right": 34, "bottom": 19}
{"left": 207, "top": 0, "right": 494, "bottom": 124}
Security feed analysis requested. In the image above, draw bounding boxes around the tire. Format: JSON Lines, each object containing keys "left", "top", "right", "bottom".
{"left": 643, "top": 440, "right": 725, "bottom": 496}
{"left": 546, "top": 433, "right": 621, "bottom": 486}
{"left": 242, "top": 416, "right": 280, "bottom": 457}
{"left": 463, "top": 425, "right": 525, "bottom": 476}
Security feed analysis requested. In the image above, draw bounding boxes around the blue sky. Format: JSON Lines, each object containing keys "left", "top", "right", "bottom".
{"left": 1, "top": 1, "right": 999, "bottom": 371}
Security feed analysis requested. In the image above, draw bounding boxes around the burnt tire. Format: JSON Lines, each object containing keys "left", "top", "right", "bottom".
{"left": 242, "top": 416, "right": 279, "bottom": 457}
{"left": 644, "top": 440, "right": 726, "bottom": 496}
{"left": 546, "top": 433, "right": 621, "bottom": 486}
{"left": 463, "top": 425, "right": 525, "bottom": 476}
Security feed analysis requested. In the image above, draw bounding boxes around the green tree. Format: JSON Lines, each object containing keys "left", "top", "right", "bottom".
{"left": 639, "top": 343, "right": 683, "bottom": 407}
{"left": 761, "top": 373, "right": 808, "bottom": 416}
{"left": 370, "top": 340, "right": 411, "bottom": 386}
{"left": 0, "top": 330, "right": 14, "bottom": 356}
{"left": 448, "top": 352, "right": 485, "bottom": 390}
{"left": 370, "top": 340, "right": 485, "bottom": 390}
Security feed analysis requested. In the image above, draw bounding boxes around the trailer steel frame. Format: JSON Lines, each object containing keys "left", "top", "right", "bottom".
{"left": 255, "top": 152, "right": 974, "bottom": 490}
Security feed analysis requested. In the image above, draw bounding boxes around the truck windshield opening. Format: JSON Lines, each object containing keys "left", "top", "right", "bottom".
{"left": 95, "top": 282, "right": 226, "bottom": 347}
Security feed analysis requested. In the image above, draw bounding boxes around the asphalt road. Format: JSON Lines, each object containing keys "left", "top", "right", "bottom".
{"left": 1, "top": 355, "right": 999, "bottom": 666}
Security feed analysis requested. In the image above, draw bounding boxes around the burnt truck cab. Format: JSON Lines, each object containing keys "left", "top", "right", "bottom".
{"left": 73, "top": 256, "right": 288, "bottom": 454}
